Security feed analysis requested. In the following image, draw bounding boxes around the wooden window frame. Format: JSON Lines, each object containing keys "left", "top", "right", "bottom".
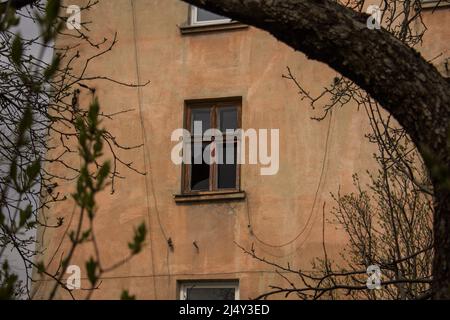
{"left": 182, "top": 97, "right": 242, "bottom": 196}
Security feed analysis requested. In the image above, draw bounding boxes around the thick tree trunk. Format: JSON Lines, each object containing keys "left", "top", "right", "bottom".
{"left": 433, "top": 187, "right": 450, "bottom": 299}
{"left": 181, "top": 0, "right": 450, "bottom": 299}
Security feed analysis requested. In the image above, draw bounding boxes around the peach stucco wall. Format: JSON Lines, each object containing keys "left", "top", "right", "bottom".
{"left": 33, "top": 0, "right": 449, "bottom": 299}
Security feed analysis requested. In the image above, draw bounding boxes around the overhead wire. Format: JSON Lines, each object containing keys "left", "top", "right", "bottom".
{"left": 245, "top": 110, "right": 334, "bottom": 253}
{"left": 130, "top": 0, "right": 167, "bottom": 299}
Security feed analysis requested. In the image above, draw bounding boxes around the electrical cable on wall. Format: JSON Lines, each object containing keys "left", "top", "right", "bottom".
{"left": 131, "top": 0, "right": 171, "bottom": 299}
{"left": 245, "top": 110, "right": 334, "bottom": 253}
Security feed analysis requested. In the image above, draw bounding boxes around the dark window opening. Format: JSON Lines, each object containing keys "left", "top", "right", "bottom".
{"left": 190, "top": 142, "right": 210, "bottom": 191}
{"left": 180, "top": 281, "right": 239, "bottom": 300}
{"left": 186, "top": 287, "right": 235, "bottom": 300}
{"left": 217, "top": 142, "right": 237, "bottom": 189}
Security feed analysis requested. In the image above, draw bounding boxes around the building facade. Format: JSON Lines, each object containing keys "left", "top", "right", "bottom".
{"left": 33, "top": 0, "right": 449, "bottom": 299}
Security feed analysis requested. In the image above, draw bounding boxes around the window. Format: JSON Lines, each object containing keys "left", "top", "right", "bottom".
{"left": 179, "top": 281, "right": 239, "bottom": 300}
{"left": 183, "top": 98, "right": 241, "bottom": 194}
{"left": 190, "top": 6, "right": 232, "bottom": 26}
{"left": 421, "top": 0, "right": 450, "bottom": 8}
{"left": 180, "top": 5, "right": 248, "bottom": 35}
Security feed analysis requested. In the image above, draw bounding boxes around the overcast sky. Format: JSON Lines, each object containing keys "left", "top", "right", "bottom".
{"left": 2, "top": 1, "right": 54, "bottom": 298}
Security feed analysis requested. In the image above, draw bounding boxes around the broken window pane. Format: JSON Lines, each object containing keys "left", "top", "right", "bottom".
{"left": 217, "top": 142, "right": 237, "bottom": 189}
{"left": 190, "top": 142, "right": 210, "bottom": 191}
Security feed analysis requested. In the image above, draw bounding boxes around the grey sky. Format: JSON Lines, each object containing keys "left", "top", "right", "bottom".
{"left": 1, "top": 1, "right": 54, "bottom": 298}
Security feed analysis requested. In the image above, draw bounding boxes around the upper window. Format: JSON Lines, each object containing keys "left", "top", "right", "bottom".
{"left": 179, "top": 281, "right": 239, "bottom": 300}
{"left": 183, "top": 98, "right": 241, "bottom": 194}
{"left": 421, "top": 0, "right": 450, "bottom": 8}
{"left": 190, "top": 6, "right": 232, "bottom": 26}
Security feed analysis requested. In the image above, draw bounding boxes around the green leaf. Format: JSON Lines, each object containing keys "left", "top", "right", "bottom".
{"left": 69, "top": 230, "right": 76, "bottom": 244}
{"left": 40, "top": 0, "right": 62, "bottom": 43}
{"left": 87, "top": 98, "right": 100, "bottom": 131}
{"left": 3, "top": 8, "right": 20, "bottom": 29}
{"left": 2, "top": 260, "right": 9, "bottom": 272}
{"left": 26, "top": 221, "right": 37, "bottom": 230}
{"left": 86, "top": 257, "right": 98, "bottom": 286}
{"left": 80, "top": 229, "right": 91, "bottom": 242}
{"left": 36, "top": 261, "right": 46, "bottom": 274}
{"left": 9, "top": 161, "right": 17, "bottom": 184}
{"left": 45, "top": 0, "right": 61, "bottom": 25}
{"left": 93, "top": 140, "right": 103, "bottom": 157}
{"left": 26, "top": 159, "right": 41, "bottom": 183}
{"left": 0, "top": 260, "right": 18, "bottom": 300}
{"left": 18, "top": 107, "right": 33, "bottom": 138}
{"left": 128, "top": 223, "right": 147, "bottom": 254}
{"left": 121, "top": 290, "right": 136, "bottom": 300}
{"left": 19, "top": 205, "right": 33, "bottom": 228}
{"left": 96, "top": 162, "right": 110, "bottom": 189}
{"left": 44, "top": 54, "right": 61, "bottom": 80}
{"left": 11, "top": 35, "right": 23, "bottom": 67}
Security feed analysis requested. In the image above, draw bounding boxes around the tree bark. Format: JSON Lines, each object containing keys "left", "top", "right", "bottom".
{"left": 181, "top": 0, "right": 450, "bottom": 299}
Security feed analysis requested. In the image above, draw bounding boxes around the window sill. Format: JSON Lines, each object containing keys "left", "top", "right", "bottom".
{"left": 174, "top": 190, "right": 246, "bottom": 203}
{"left": 421, "top": 0, "right": 450, "bottom": 9}
{"left": 179, "top": 22, "right": 249, "bottom": 35}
